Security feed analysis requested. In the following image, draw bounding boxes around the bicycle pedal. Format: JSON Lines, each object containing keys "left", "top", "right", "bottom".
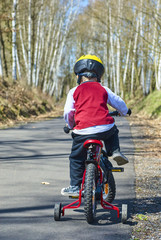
{"left": 69, "top": 196, "right": 79, "bottom": 199}
{"left": 111, "top": 167, "right": 124, "bottom": 172}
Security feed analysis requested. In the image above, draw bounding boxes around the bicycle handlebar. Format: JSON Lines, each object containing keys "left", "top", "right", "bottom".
{"left": 64, "top": 109, "right": 132, "bottom": 133}
{"left": 109, "top": 111, "right": 119, "bottom": 116}
{"left": 109, "top": 109, "right": 131, "bottom": 116}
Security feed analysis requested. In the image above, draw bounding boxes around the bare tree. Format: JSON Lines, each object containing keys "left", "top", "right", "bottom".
{"left": 28, "top": 0, "right": 32, "bottom": 85}
{"left": 12, "top": 0, "right": 17, "bottom": 81}
{"left": 0, "top": 44, "right": 3, "bottom": 78}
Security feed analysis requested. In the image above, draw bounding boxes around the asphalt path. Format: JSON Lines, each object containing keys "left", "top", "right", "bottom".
{"left": 0, "top": 117, "right": 135, "bottom": 240}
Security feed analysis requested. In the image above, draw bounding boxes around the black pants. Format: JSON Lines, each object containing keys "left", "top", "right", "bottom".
{"left": 69, "top": 125, "right": 120, "bottom": 186}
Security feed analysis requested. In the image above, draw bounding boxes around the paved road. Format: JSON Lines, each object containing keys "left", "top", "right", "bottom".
{"left": 0, "top": 117, "right": 135, "bottom": 240}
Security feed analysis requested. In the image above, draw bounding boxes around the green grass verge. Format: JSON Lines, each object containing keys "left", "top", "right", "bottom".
{"left": 128, "top": 90, "right": 161, "bottom": 118}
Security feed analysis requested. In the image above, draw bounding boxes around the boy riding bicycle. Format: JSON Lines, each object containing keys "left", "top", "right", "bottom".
{"left": 61, "top": 55, "right": 130, "bottom": 197}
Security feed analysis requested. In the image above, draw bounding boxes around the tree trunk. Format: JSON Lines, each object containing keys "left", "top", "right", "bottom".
{"left": 155, "top": 0, "right": 160, "bottom": 90}
{"left": 12, "top": 0, "right": 17, "bottom": 81}
{"left": 116, "top": 0, "right": 121, "bottom": 95}
{"left": 16, "top": 48, "right": 21, "bottom": 78}
{"left": 139, "top": 0, "right": 145, "bottom": 95}
{"left": 157, "top": 53, "right": 161, "bottom": 90}
{"left": 19, "top": 23, "right": 28, "bottom": 71}
{"left": 32, "top": 2, "right": 43, "bottom": 86}
{"left": 0, "top": 44, "right": 3, "bottom": 78}
{"left": 131, "top": 16, "right": 139, "bottom": 96}
{"left": 122, "top": 39, "right": 131, "bottom": 97}
{"left": 28, "top": 0, "right": 32, "bottom": 85}
{"left": 109, "top": 6, "right": 116, "bottom": 93}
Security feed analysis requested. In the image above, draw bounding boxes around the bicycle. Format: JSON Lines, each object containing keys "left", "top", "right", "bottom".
{"left": 54, "top": 110, "right": 130, "bottom": 224}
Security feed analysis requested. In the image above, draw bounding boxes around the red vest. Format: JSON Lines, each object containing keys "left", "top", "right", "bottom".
{"left": 73, "top": 82, "right": 114, "bottom": 130}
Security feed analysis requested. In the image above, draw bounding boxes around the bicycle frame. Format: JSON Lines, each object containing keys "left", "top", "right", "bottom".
{"left": 62, "top": 139, "right": 120, "bottom": 218}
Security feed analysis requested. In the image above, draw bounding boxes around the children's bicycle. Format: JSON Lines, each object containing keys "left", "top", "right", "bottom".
{"left": 54, "top": 110, "right": 130, "bottom": 224}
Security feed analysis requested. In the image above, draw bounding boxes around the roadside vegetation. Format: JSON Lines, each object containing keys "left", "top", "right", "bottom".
{"left": 128, "top": 90, "right": 161, "bottom": 119}
{"left": 0, "top": 78, "right": 63, "bottom": 128}
{"left": 128, "top": 92, "right": 161, "bottom": 240}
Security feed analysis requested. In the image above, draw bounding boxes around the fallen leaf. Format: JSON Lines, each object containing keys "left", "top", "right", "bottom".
{"left": 41, "top": 182, "right": 50, "bottom": 185}
{"left": 136, "top": 214, "right": 148, "bottom": 221}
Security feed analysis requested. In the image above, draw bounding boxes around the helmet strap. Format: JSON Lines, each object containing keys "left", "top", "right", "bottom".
{"left": 77, "top": 75, "right": 82, "bottom": 84}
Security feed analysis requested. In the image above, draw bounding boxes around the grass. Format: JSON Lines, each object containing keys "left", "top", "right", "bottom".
{"left": 128, "top": 90, "right": 161, "bottom": 119}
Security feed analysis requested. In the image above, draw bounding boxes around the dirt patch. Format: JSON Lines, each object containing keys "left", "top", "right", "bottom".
{"left": 0, "top": 105, "right": 64, "bottom": 129}
{"left": 129, "top": 115, "right": 161, "bottom": 240}
{"left": 0, "top": 79, "right": 65, "bottom": 129}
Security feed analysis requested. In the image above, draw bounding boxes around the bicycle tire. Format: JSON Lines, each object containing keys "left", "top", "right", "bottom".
{"left": 84, "top": 163, "right": 97, "bottom": 224}
{"left": 121, "top": 204, "right": 128, "bottom": 223}
{"left": 54, "top": 203, "right": 62, "bottom": 221}
{"left": 100, "top": 151, "right": 116, "bottom": 203}
{"left": 103, "top": 172, "right": 116, "bottom": 203}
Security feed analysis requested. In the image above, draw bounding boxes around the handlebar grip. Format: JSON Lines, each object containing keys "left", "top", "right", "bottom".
{"left": 127, "top": 109, "right": 132, "bottom": 116}
{"left": 110, "top": 109, "right": 132, "bottom": 116}
{"left": 64, "top": 126, "right": 70, "bottom": 134}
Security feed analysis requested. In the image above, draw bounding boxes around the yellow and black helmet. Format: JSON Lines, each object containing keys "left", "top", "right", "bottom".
{"left": 74, "top": 55, "right": 105, "bottom": 84}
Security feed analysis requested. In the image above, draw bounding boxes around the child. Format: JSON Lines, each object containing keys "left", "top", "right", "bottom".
{"left": 61, "top": 55, "right": 130, "bottom": 197}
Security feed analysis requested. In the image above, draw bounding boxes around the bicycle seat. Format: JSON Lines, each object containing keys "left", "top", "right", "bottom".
{"left": 83, "top": 139, "right": 103, "bottom": 148}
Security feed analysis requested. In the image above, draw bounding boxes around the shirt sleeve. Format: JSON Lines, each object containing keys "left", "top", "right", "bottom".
{"left": 104, "top": 87, "right": 128, "bottom": 116}
{"left": 64, "top": 87, "right": 76, "bottom": 129}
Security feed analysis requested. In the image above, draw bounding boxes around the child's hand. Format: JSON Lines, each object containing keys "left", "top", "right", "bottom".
{"left": 64, "top": 124, "right": 70, "bottom": 133}
{"left": 127, "top": 109, "right": 132, "bottom": 116}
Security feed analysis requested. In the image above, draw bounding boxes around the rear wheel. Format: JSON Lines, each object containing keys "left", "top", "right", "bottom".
{"left": 103, "top": 172, "right": 116, "bottom": 203}
{"left": 84, "top": 163, "right": 97, "bottom": 224}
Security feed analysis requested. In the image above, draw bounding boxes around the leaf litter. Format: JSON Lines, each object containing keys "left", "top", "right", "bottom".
{"left": 129, "top": 115, "right": 161, "bottom": 240}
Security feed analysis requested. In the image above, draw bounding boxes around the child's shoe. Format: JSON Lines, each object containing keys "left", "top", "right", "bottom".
{"left": 112, "top": 151, "right": 129, "bottom": 166}
{"left": 61, "top": 185, "right": 80, "bottom": 197}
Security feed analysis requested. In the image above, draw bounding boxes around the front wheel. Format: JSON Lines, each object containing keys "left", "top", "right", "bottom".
{"left": 84, "top": 163, "right": 97, "bottom": 224}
